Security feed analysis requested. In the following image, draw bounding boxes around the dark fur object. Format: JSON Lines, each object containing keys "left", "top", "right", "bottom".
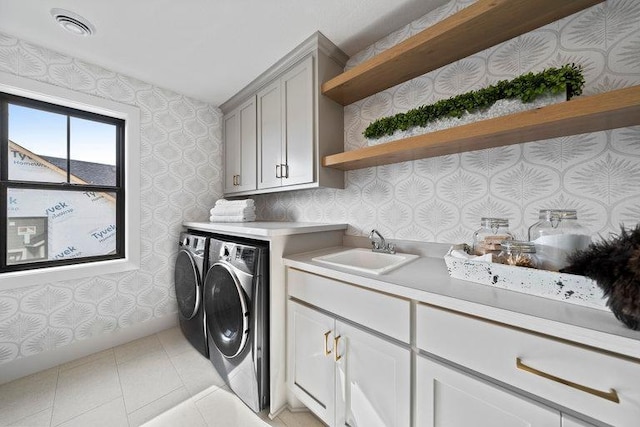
{"left": 562, "top": 225, "right": 640, "bottom": 330}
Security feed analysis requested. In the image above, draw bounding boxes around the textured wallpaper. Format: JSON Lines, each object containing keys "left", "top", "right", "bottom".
{"left": 254, "top": 0, "right": 640, "bottom": 243}
{"left": 0, "top": 34, "right": 223, "bottom": 364}
{"left": 1, "top": 0, "right": 639, "bottom": 367}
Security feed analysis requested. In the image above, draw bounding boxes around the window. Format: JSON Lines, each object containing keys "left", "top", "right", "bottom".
{"left": 1, "top": 93, "right": 125, "bottom": 272}
{"left": 0, "top": 71, "right": 140, "bottom": 288}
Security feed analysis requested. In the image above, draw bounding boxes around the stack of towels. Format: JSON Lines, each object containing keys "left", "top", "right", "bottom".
{"left": 209, "top": 199, "right": 256, "bottom": 222}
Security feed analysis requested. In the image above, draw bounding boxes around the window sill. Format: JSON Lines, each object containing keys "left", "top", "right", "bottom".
{"left": 0, "top": 256, "right": 140, "bottom": 290}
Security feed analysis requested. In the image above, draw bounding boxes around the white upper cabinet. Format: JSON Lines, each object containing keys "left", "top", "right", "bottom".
{"left": 279, "top": 55, "right": 314, "bottom": 188}
{"left": 257, "top": 56, "right": 314, "bottom": 190}
{"left": 256, "top": 81, "right": 282, "bottom": 190}
{"left": 224, "top": 96, "right": 257, "bottom": 194}
{"left": 220, "top": 32, "right": 347, "bottom": 196}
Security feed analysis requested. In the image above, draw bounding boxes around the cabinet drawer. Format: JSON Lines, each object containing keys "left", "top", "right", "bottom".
{"left": 416, "top": 304, "right": 640, "bottom": 427}
{"left": 287, "top": 268, "right": 410, "bottom": 343}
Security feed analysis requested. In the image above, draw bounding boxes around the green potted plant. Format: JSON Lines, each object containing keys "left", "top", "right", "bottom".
{"left": 364, "top": 64, "right": 585, "bottom": 145}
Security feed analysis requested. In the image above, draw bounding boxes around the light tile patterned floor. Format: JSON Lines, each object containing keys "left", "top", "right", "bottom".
{"left": 0, "top": 327, "right": 325, "bottom": 427}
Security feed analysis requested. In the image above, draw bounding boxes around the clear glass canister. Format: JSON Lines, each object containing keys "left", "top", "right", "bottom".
{"left": 472, "top": 218, "right": 514, "bottom": 256}
{"left": 528, "top": 209, "right": 591, "bottom": 271}
{"left": 498, "top": 240, "right": 539, "bottom": 268}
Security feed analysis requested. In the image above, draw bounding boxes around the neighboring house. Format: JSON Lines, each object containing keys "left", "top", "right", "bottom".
{"left": 7, "top": 140, "right": 117, "bottom": 265}
{"left": 39, "top": 155, "right": 117, "bottom": 187}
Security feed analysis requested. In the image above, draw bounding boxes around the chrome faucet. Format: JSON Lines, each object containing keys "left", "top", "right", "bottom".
{"left": 369, "top": 229, "right": 396, "bottom": 254}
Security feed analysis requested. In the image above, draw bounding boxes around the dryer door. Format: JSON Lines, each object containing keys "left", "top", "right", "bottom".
{"left": 174, "top": 249, "right": 201, "bottom": 320}
{"left": 204, "top": 262, "right": 250, "bottom": 358}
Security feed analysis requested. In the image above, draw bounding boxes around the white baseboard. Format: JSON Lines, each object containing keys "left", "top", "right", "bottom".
{"left": 0, "top": 314, "right": 178, "bottom": 385}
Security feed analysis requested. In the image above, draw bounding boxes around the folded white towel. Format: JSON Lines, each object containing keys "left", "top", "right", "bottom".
{"left": 209, "top": 214, "right": 256, "bottom": 223}
{"left": 210, "top": 206, "right": 255, "bottom": 216}
{"left": 215, "top": 198, "right": 255, "bottom": 207}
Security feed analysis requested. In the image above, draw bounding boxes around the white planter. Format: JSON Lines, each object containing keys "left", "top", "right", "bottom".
{"left": 367, "top": 92, "right": 566, "bottom": 146}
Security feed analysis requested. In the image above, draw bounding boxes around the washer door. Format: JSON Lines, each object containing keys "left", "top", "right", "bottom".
{"left": 174, "top": 249, "right": 201, "bottom": 320}
{"left": 204, "top": 262, "right": 250, "bottom": 358}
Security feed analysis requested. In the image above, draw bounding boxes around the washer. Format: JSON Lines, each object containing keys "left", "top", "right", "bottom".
{"left": 174, "top": 232, "right": 208, "bottom": 357}
{"left": 204, "top": 237, "right": 269, "bottom": 412}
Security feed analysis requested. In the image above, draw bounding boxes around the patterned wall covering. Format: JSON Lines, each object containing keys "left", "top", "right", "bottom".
{"left": 0, "top": 33, "right": 223, "bottom": 364}
{"left": 255, "top": 0, "right": 640, "bottom": 243}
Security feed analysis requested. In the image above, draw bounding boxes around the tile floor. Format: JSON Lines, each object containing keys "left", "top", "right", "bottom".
{"left": 0, "top": 327, "right": 325, "bottom": 427}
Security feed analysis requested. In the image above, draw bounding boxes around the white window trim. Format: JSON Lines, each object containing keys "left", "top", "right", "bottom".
{"left": 0, "top": 71, "right": 141, "bottom": 289}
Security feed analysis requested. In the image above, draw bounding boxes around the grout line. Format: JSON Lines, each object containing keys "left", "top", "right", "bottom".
{"left": 8, "top": 407, "right": 54, "bottom": 427}
{"left": 50, "top": 353, "right": 123, "bottom": 427}
{"left": 58, "top": 348, "right": 115, "bottom": 373}
{"left": 48, "top": 365, "right": 60, "bottom": 427}
{"left": 161, "top": 332, "right": 190, "bottom": 393}
{"left": 123, "top": 334, "right": 187, "bottom": 425}
{"left": 49, "top": 397, "right": 124, "bottom": 427}
{"left": 157, "top": 330, "right": 196, "bottom": 359}
{"left": 112, "top": 350, "right": 131, "bottom": 427}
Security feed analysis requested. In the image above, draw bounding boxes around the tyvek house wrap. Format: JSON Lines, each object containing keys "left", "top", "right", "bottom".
{"left": 6, "top": 141, "right": 117, "bottom": 265}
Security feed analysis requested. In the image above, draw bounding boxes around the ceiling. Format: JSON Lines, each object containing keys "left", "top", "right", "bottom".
{"left": 0, "top": 0, "right": 447, "bottom": 106}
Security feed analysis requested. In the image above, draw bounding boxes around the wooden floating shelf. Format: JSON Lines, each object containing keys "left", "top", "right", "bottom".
{"left": 322, "top": 0, "right": 603, "bottom": 106}
{"left": 322, "top": 85, "right": 640, "bottom": 171}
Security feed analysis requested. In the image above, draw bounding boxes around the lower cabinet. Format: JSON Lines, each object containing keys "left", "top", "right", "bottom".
{"left": 416, "top": 355, "right": 560, "bottom": 427}
{"left": 562, "top": 414, "right": 597, "bottom": 427}
{"left": 288, "top": 300, "right": 410, "bottom": 427}
{"left": 285, "top": 268, "right": 629, "bottom": 427}
{"left": 416, "top": 304, "right": 640, "bottom": 427}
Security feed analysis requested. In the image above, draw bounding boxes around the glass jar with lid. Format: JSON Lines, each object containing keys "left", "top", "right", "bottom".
{"left": 528, "top": 209, "right": 591, "bottom": 271}
{"left": 497, "top": 240, "right": 539, "bottom": 268}
{"left": 472, "top": 217, "right": 514, "bottom": 256}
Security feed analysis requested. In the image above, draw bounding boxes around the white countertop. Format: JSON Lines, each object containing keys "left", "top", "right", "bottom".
{"left": 183, "top": 221, "right": 348, "bottom": 238}
{"left": 284, "top": 246, "right": 640, "bottom": 360}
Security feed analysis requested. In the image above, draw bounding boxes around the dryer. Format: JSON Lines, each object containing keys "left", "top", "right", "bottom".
{"left": 174, "top": 232, "right": 208, "bottom": 357}
{"left": 204, "top": 237, "right": 269, "bottom": 412}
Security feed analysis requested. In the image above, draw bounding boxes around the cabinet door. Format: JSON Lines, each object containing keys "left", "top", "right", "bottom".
{"left": 281, "top": 55, "right": 314, "bottom": 187}
{"left": 257, "top": 80, "right": 283, "bottom": 190}
{"left": 416, "top": 356, "right": 560, "bottom": 427}
{"left": 561, "top": 414, "right": 596, "bottom": 427}
{"left": 287, "top": 301, "right": 335, "bottom": 425}
{"left": 223, "top": 108, "right": 240, "bottom": 194}
{"left": 224, "top": 97, "right": 257, "bottom": 194}
{"left": 335, "top": 321, "right": 410, "bottom": 427}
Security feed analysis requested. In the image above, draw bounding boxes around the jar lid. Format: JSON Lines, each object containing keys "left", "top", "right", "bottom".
{"left": 538, "top": 209, "right": 577, "bottom": 220}
{"left": 480, "top": 217, "right": 510, "bottom": 227}
{"left": 501, "top": 240, "right": 537, "bottom": 253}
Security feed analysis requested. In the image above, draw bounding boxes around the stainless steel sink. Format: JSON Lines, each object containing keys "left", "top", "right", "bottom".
{"left": 312, "top": 248, "right": 418, "bottom": 275}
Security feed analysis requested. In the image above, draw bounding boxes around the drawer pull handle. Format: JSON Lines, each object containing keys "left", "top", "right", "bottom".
{"left": 334, "top": 335, "right": 342, "bottom": 362}
{"left": 516, "top": 358, "right": 620, "bottom": 404}
{"left": 323, "top": 331, "right": 332, "bottom": 356}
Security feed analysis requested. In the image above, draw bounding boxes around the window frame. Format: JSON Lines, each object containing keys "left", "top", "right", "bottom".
{"left": 1, "top": 92, "right": 126, "bottom": 272}
{"left": 0, "top": 71, "right": 140, "bottom": 289}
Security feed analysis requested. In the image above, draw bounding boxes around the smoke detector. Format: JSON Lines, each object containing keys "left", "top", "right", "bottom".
{"left": 51, "top": 8, "right": 96, "bottom": 36}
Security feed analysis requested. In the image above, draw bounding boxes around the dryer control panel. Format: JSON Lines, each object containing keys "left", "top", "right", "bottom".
{"left": 179, "top": 233, "right": 206, "bottom": 257}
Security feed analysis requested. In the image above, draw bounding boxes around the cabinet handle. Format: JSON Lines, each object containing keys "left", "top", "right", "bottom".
{"left": 281, "top": 163, "right": 289, "bottom": 178}
{"left": 323, "top": 331, "right": 332, "bottom": 356}
{"left": 235, "top": 174, "right": 240, "bottom": 186}
{"left": 516, "top": 358, "right": 620, "bottom": 404}
{"left": 232, "top": 175, "right": 237, "bottom": 186}
{"left": 275, "top": 164, "right": 281, "bottom": 178}
{"left": 334, "top": 335, "right": 342, "bottom": 362}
